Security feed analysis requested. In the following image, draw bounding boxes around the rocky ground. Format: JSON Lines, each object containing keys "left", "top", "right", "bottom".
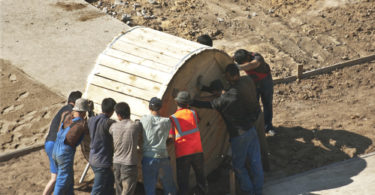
{"left": 0, "top": 0, "right": 374, "bottom": 194}
{"left": 90, "top": 0, "right": 374, "bottom": 78}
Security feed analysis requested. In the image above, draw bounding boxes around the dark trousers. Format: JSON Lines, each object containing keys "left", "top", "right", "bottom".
{"left": 113, "top": 164, "right": 138, "bottom": 195}
{"left": 91, "top": 165, "right": 115, "bottom": 195}
{"left": 176, "top": 153, "right": 208, "bottom": 195}
{"left": 256, "top": 74, "right": 274, "bottom": 131}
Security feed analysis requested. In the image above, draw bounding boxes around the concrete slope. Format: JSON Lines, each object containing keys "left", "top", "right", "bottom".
{"left": 0, "top": 0, "right": 130, "bottom": 96}
{"left": 264, "top": 152, "right": 375, "bottom": 195}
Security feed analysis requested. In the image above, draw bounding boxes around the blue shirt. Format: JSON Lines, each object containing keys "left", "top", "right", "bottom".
{"left": 140, "top": 114, "right": 171, "bottom": 158}
{"left": 88, "top": 114, "right": 115, "bottom": 168}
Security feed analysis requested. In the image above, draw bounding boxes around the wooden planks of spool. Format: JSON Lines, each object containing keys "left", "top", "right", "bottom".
{"left": 82, "top": 26, "right": 267, "bottom": 192}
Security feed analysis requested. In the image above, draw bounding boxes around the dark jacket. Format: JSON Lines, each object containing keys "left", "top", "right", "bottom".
{"left": 193, "top": 76, "right": 260, "bottom": 138}
{"left": 88, "top": 114, "right": 116, "bottom": 168}
{"left": 45, "top": 104, "right": 73, "bottom": 142}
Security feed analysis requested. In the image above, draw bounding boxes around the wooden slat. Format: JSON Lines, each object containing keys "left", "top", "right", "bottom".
{"left": 117, "top": 36, "right": 196, "bottom": 60}
{"left": 103, "top": 49, "right": 173, "bottom": 72}
{"left": 90, "top": 76, "right": 156, "bottom": 100}
{"left": 111, "top": 40, "right": 180, "bottom": 67}
{"left": 93, "top": 65, "right": 164, "bottom": 93}
{"left": 98, "top": 54, "right": 170, "bottom": 83}
{"left": 86, "top": 85, "right": 149, "bottom": 117}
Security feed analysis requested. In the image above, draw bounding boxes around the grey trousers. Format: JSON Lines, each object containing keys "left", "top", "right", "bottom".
{"left": 113, "top": 163, "right": 138, "bottom": 195}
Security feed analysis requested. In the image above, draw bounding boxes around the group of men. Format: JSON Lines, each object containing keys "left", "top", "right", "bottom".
{"left": 42, "top": 34, "right": 274, "bottom": 195}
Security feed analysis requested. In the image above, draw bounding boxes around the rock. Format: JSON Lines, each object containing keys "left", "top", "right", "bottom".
{"left": 9, "top": 74, "right": 17, "bottom": 82}
{"left": 98, "top": 1, "right": 103, "bottom": 6}
{"left": 251, "top": 12, "right": 257, "bottom": 17}
{"left": 102, "top": 7, "right": 108, "bottom": 13}
{"left": 148, "top": 0, "right": 158, "bottom": 4}
{"left": 217, "top": 17, "right": 224, "bottom": 22}
{"left": 268, "top": 9, "right": 274, "bottom": 13}
{"left": 312, "top": 53, "right": 319, "bottom": 59}
{"left": 121, "top": 14, "right": 132, "bottom": 22}
{"left": 341, "top": 55, "right": 349, "bottom": 60}
{"left": 141, "top": 8, "right": 147, "bottom": 16}
{"left": 133, "top": 3, "right": 140, "bottom": 10}
{"left": 144, "top": 15, "right": 156, "bottom": 19}
{"left": 161, "top": 20, "right": 171, "bottom": 29}
{"left": 114, "top": 0, "right": 123, "bottom": 5}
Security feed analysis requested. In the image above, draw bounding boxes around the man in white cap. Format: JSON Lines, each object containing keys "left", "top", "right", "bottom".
{"left": 52, "top": 98, "right": 90, "bottom": 195}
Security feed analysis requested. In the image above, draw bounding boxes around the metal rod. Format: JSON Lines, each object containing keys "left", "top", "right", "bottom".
{"left": 79, "top": 163, "right": 90, "bottom": 184}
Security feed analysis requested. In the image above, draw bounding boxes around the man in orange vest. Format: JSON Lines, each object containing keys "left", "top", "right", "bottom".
{"left": 169, "top": 91, "right": 208, "bottom": 195}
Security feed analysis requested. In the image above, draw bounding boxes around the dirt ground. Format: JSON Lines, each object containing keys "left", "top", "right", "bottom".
{"left": 0, "top": 0, "right": 374, "bottom": 194}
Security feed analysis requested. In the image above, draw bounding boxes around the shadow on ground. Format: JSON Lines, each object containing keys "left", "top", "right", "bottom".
{"left": 263, "top": 126, "right": 371, "bottom": 194}
{"left": 206, "top": 126, "right": 372, "bottom": 195}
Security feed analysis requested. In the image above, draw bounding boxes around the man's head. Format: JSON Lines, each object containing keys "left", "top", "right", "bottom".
{"left": 174, "top": 91, "right": 191, "bottom": 108}
{"left": 197, "top": 34, "right": 213, "bottom": 47}
{"left": 72, "top": 98, "right": 89, "bottom": 118}
{"left": 101, "top": 98, "right": 116, "bottom": 117}
{"left": 115, "top": 102, "right": 130, "bottom": 120}
{"left": 225, "top": 63, "right": 240, "bottom": 84}
{"left": 149, "top": 97, "right": 162, "bottom": 112}
{"left": 68, "top": 91, "right": 82, "bottom": 105}
{"left": 209, "top": 79, "right": 224, "bottom": 97}
{"left": 233, "top": 49, "right": 251, "bottom": 64}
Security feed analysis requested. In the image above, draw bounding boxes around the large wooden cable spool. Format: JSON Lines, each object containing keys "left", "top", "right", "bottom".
{"left": 82, "top": 26, "right": 234, "bottom": 184}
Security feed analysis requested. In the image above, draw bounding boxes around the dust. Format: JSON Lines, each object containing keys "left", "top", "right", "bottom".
{"left": 55, "top": 2, "right": 87, "bottom": 11}
{"left": 78, "top": 11, "right": 105, "bottom": 22}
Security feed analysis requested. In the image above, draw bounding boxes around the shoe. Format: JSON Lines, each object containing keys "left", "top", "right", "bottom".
{"left": 266, "top": 129, "right": 276, "bottom": 136}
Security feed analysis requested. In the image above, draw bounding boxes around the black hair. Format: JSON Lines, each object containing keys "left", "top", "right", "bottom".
{"left": 233, "top": 49, "right": 251, "bottom": 64}
{"left": 177, "top": 102, "right": 188, "bottom": 108}
{"left": 68, "top": 91, "right": 82, "bottom": 104}
{"left": 101, "top": 98, "right": 116, "bottom": 114}
{"left": 225, "top": 63, "right": 240, "bottom": 77}
{"left": 115, "top": 102, "right": 130, "bottom": 119}
{"left": 197, "top": 34, "right": 213, "bottom": 47}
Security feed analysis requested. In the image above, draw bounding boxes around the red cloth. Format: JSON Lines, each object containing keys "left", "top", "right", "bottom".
{"left": 245, "top": 70, "right": 269, "bottom": 82}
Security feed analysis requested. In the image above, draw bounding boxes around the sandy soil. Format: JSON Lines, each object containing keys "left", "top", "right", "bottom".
{"left": 1, "top": 0, "right": 374, "bottom": 194}
{"left": 0, "top": 59, "right": 65, "bottom": 152}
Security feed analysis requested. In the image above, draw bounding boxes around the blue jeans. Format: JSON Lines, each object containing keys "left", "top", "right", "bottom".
{"left": 142, "top": 157, "right": 176, "bottom": 195}
{"left": 53, "top": 152, "right": 75, "bottom": 195}
{"left": 45, "top": 141, "right": 57, "bottom": 174}
{"left": 230, "top": 127, "right": 263, "bottom": 195}
{"left": 91, "top": 166, "right": 115, "bottom": 195}
{"left": 256, "top": 74, "right": 274, "bottom": 131}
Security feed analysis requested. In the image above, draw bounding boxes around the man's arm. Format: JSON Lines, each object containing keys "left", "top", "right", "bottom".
{"left": 135, "top": 120, "right": 143, "bottom": 151}
{"left": 237, "top": 59, "right": 260, "bottom": 71}
{"left": 191, "top": 99, "right": 213, "bottom": 109}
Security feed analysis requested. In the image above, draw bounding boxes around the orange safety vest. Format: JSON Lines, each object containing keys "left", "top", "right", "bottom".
{"left": 170, "top": 108, "right": 203, "bottom": 158}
